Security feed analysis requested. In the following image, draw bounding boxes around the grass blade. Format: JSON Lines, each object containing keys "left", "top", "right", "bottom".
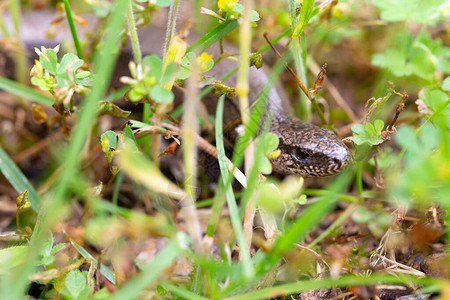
{"left": 0, "top": 76, "right": 53, "bottom": 107}
{"left": 292, "top": 0, "right": 314, "bottom": 38}
{"left": 227, "top": 274, "right": 433, "bottom": 300}
{"left": 62, "top": 0, "right": 83, "bottom": 59}
{"left": 215, "top": 95, "right": 254, "bottom": 278}
{"left": 0, "top": 146, "right": 41, "bottom": 211}
{"left": 160, "top": 281, "right": 208, "bottom": 300}
{"left": 186, "top": 19, "right": 238, "bottom": 54}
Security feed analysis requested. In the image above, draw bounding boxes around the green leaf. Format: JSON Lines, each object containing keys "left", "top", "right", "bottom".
{"left": 364, "top": 123, "right": 376, "bottom": 136}
{"left": 443, "top": 77, "right": 450, "bottom": 91}
{"left": 128, "top": 88, "right": 145, "bottom": 102}
{"left": 30, "top": 77, "right": 51, "bottom": 91}
{"left": 257, "top": 182, "right": 284, "bottom": 212}
{"left": 150, "top": 85, "right": 174, "bottom": 103}
{"left": 57, "top": 270, "right": 92, "bottom": 300}
{"left": 372, "top": 49, "right": 410, "bottom": 77}
{"left": 186, "top": 19, "right": 239, "bottom": 54}
{"left": 372, "top": 32, "right": 450, "bottom": 80}
{"left": 75, "top": 71, "right": 94, "bottom": 86}
{"left": 419, "top": 88, "right": 450, "bottom": 127}
{"left": 51, "top": 243, "right": 67, "bottom": 255}
{"left": 292, "top": 0, "right": 314, "bottom": 37}
{"left": 58, "top": 53, "right": 84, "bottom": 75}
{"left": 40, "top": 48, "right": 58, "bottom": 74}
{"left": 368, "top": 136, "right": 384, "bottom": 145}
{"left": 419, "top": 124, "right": 441, "bottom": 153}
{"left": 233, "top": 4, "right": 260, "bottom": 22}
{"left": 39, "top": 235, "right": 56, "bottom": 266}
{"left": 97, "top": 101, "right": 131, "bottom": 118}
{"left": 91, "top": 289, "right": 111, "bottom": 300}
{"left": 353, "top": 135, "right": 367, "bottom": 145}
{"left": 421, "top": 88, "right": 450, "bottom": 112}
{"left": 395, "top": 125, "right": 420, "bottom": 167}
{"left": 0, "top": 146, "right": 41, "bottom": 211}
{"left": 124, "top": 124, "right": 137, "bottom": 144}
{"left": 373, "top": 0, "right": 447, "bottom": 25}
{"left": 160, "top": 62, "right": 180, "bottom": 83}
{"left": 351, "top": 124, "right": 366, "bottom": 135}
{"left": 0, "top": 246, "right": 28, "bottom": 272}
{"left": 352, "top": 120, "right": 385, "bottom": 146}
{"left": 0, "top": 76, "right": 54, "bottom": 107}
{"left": 262, "top": 133, "right": 279, "bottom": 153}
{"left": 143, "top": 55, "right": 163, "bottom": 81}
{"left": 374, "top": 119, "right": 384, "bottom": 132}
{"left": 101, "top": 131, "right": 118, "bottom": 149}
{"left": 294, "top": 194, "right": 307, "bottom": 205}
{"left": 258, "top": 157, "right": 272, "bottom": 175}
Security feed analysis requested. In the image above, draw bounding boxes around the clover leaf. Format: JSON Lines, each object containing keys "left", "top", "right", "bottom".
{"left": 352, "top": 120, "right": 385, "bottom": 146}
{"left": 258, "top": 133, "right": 280, "bottom": 174}
{"left": 31, "top": 46, "right": 94, "bottom": 102}
{"left": 122, "top": 55, "right": 179, "bottom": 103}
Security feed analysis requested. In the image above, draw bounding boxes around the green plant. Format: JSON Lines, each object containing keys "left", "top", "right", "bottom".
{"left": 352, "top": 120, "right": 385, "bottom": 146}
{"left": 30, "top": 46, "right": 93, "bottom": 104}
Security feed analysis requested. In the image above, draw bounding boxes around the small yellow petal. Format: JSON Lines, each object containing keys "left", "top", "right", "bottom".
{"left": 267, "top": 149, "right": 281, "bottom": 159}
{"left": 196, "top": 52, "right": 213, "bottom": 73}
{"left": 218, "top": 0, "right": 237, "bottom": 12}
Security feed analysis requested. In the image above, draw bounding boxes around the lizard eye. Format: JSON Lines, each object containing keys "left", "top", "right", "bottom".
{"left": 293, "top": 148, "right": 310, "bottom": 161}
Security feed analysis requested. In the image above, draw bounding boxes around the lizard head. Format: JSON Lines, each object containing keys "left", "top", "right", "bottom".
{"left": 269, "top": 118, "right": 352, "bottom": 176}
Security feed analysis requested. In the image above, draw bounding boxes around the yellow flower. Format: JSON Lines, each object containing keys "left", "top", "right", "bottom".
{"left": 196, "top": 52, "right": 213, "bottom": 73}
{"left": 218, "top": 0, "right": 237, "bottom": 12}
{"left": 266, "top": 149, "right": 281, "bottom": 159}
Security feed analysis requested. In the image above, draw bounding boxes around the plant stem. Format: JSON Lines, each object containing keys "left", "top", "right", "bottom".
{"left": 127, "top": 0, "right": 142, "bottom": 65}
{"left": 150, "top": 0, "right": 181, "bottom": 164}
{"left": 181, "top": 61, "right": 203, "bottom": 253}
{"left": 8, "top": 0, "right": 28, "bottom": 85}
{"left": 237, "top": 0, "right": 257, "bottom": 256}
{"left": 289, "top": 0, "right": 310, "bottom": 121}
{"left": 163, "top": 0, "right": 180, "bottom": 59}
{"left": 356, "top": 161, "right": 363, "bottom": 195}
{"left": 62, "top": 0, "right": 83, "bottom": 59}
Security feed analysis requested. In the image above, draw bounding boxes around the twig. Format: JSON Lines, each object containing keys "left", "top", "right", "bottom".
{"left": 371, "top": 253, "right": 426, "bottom": 277}
{"left": 161, "top": 122, "right": 248, "bottom": 188}
{"left": 307, "top": 56, "right": 357, "bottom": 122}
{"left": 387, "top": 90, "right": 408, "bottom": 130}
{"left": 263, "top": 32, "right": 328, "bottom": 125}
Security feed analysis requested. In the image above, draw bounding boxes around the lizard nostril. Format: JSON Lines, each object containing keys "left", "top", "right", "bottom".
{"left": 293, "top": 148, "right": 310, "bottom": 161}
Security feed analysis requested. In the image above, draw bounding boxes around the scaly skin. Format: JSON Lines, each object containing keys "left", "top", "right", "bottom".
{"left": 269, "top": 114, "right": 352, "bottom": 176}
